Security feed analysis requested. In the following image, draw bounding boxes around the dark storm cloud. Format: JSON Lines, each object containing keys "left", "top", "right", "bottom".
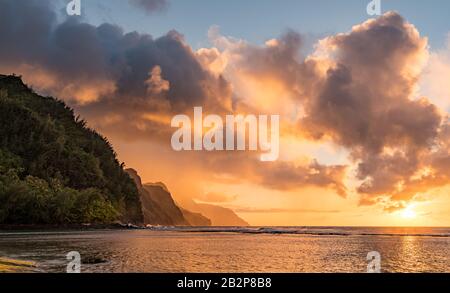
{"left": 0, "top": 0, "right": 55, "bottom": 67}
{"left": 129, "top": 0, "right": 168, "bottom": 14}
{"left": 0, "top": 0, "right": 232, "bottom": 116}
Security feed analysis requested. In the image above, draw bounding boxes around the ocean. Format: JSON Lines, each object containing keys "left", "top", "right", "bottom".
{"left": 0, "top": 227, "right": 449, "bottom": 273}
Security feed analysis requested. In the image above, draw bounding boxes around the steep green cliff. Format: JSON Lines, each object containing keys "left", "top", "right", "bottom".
{"left": 0, "top": 75, "right": 142, "bottom": 224}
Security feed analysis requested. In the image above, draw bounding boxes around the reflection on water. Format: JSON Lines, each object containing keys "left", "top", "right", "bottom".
{"left": 0, "top": 227, "right": 449, "bottom": 273}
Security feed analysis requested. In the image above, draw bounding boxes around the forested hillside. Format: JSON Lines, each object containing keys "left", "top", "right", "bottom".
{"left": 0, "top": 75, "right": 143, "bottom": 225}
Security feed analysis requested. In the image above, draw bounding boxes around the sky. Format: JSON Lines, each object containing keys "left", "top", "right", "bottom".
{"left": 81, "top": 0, "right": 450, "bottom": 49}
{"left": 1, "top": 0, "right": 450, "bottom": 226}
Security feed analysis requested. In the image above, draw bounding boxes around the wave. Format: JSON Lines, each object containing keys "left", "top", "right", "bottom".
{"left": 145, "top": 226, "right": 450, "bottom": 237}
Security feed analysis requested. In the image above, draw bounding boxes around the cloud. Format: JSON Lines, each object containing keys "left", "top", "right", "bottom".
{"left": 195, "top": 192, "right": 238, "bottom": 203}
{"left": 129, "top": 0, "right": 168, "bottom": 14}
{"left": 200, "top": 153, "right": 348, "bottom": 197}
{"left": 0, "top": 0, "right": 232, "bottom": 136}
{"left": 304, "top": 13, "right": 447, "bottom": 204}
{"left": 145, "top": 65, "right": 170, "bottom": 95}
{"left": 233, "top": 207, "right": 340, "bottom": 214}
{"left": 302, "top": 13, "right": 449, "bottom": 207}
{"left": 421, "top": 34, "right": 450, "bottom": 112}
{"left": 0, "top": 0, "right": 114, "bottom": 103}
{"left": 203, "top": 12, "right": 449, "bottom": 208}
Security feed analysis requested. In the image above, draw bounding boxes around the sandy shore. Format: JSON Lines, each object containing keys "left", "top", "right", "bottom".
{"left": 0, "top": 257, "right": 37, "bottom": 273}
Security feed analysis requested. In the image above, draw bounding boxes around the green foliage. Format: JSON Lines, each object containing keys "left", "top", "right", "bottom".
{"left": 0, "top": 169, "right": 118, "bottom": 224}
{"left": 0, "top": 75, "right": 142, "bottom": 224}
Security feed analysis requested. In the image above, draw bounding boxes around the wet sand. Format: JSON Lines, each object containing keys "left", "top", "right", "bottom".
{"left": 0, "top": 257, "right": 37, "bottom": 273}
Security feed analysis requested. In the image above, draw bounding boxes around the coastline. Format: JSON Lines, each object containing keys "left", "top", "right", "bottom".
{"left": 0, "top": 223, "right": 143, "bottom": 231}
{"left": 2, "top": 225, "right": 449, "bottom": 238}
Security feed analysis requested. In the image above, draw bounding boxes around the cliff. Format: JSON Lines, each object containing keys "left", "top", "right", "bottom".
{"left": 0, "top": 75, "right": 142, "bottom": 224}
{"left": 126, "top": 168, "right": 212, "bottom": 226}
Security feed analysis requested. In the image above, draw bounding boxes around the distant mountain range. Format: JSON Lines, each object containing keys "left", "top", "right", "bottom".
{"left": 182, "top": 200, "right": 249, "bottom": 227}
{"left": 126, "top": 168, "right": 248, "bottom": 226}
{"left": 0, "top": 75, "right": 248, "bottom": 227}
{"left": 126, "top": 168, "right": 210, "bottom": 226}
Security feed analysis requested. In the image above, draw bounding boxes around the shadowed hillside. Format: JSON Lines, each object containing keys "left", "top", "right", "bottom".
{"left": 126, "top": 168, "right": 212, "bottom": 226}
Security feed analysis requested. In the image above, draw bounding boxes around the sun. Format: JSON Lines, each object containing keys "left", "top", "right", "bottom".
{"left": 401, "top": 207, "right": 417, "bottom": 219}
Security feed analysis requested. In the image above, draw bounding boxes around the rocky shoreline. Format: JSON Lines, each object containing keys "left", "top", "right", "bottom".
{"left": 0, "top": 223, "right": 144, "bottom": 231}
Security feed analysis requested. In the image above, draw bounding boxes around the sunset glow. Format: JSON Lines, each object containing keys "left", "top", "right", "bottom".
{"left": 2, "top": 0, "right": 450, "bottom": 278}
{"left": 401, "top": 206, "right": 417, "bottom": 220}
{"left": 0, "top": 0, "right": 449, "bottom": 228}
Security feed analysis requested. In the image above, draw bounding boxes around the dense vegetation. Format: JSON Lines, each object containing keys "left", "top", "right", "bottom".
{"left": 0, "top": 75, "right": 143, "bottom": 225}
